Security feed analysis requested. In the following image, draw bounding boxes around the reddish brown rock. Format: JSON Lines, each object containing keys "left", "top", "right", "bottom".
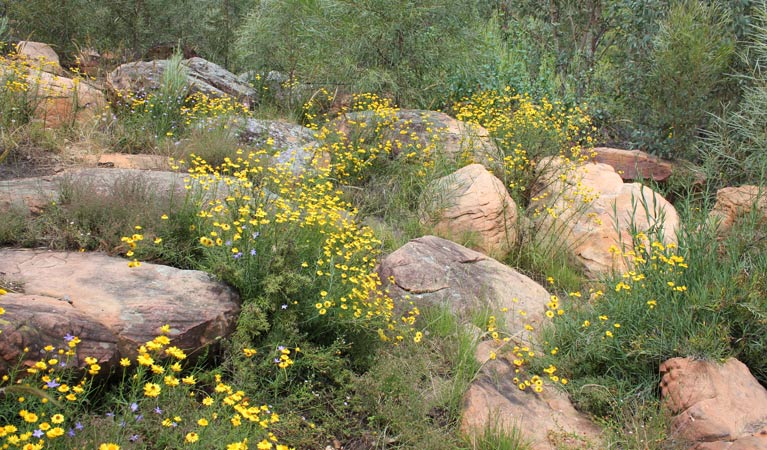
{"left": 0, "top": 293, "right": 118, "bottom": 373}
{"left": 660, "top": 357, "right": 767, "bottom": 449}
{"left": 420, "top": 164, "right": 518, "bottom": 258}
{"left": 709, "top": 186, "right": 767, "bottom": 236}
{"left": 0, "top": 249, "right": 240, "bottom": 373}
{"left": 462, "top": 340, "right": 602, "bottom": 449}
{"left": 531, "top": 158, "right": 679, "bottom": 277}
{"left": 592, "top": 147, "right": 673, "bottom": 182}
{"left": 379, "top": 236, "right": 549, "bottom": 342}
{"left": 28, "top": 70, "right": 105, "bottom": 127}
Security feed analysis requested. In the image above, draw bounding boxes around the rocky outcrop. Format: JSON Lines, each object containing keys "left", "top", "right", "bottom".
{"left": 0, "top": 249, "right": 240, "bottom": 373}
{"left": 0, "top": 168, "right": 187, "bottom": 215}
{"left": 592, "top": 147, "right": 674, "bottom": 182}
{"left": 420, "top": 164, "right": 517, "bottom": 258}
{"left": 329, "top": 109, "right": 498, "bottom": 163}
{"left": 378, "top": 236, "right": 549, "bottom": 342}
{"left": 107, "top": 57, "right": 256, "bottom": 103}
{"left": 462, "top": 340, "right": 602, "bottom": 450}
{"left": 709, "top": 185, "right": 767, "bottom": 236}
{"left": 235, "top": 118, "right": 324, "bottom": 174}
{"left": 660, "top": 357, "right": 767, "bottom": 449}
{"left": 530, "top": 158, "right": 679, "bottom": 277}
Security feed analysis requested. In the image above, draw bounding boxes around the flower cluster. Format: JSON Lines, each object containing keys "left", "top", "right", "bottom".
{"left": 0, "top": 322, "right": 295, "bottom": 449}
{"left": 452, "top": 88, "right": 597, "bottom": 212}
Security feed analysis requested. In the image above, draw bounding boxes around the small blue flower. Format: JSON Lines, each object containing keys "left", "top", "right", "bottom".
{"left": 46, "top": 379, "right": 60, "bottom": 388}
{"left": 252, "top": 231, "right": 260, "bottom": 239}
{"left": 281, "top": 304, "right": 288, "bottom": 310}
{"left": 64, "top": 333, "right": 75, "bottom": 342}
{"left": 130, "top": 402, "right": 139, "bottom": 412}
{"left": 67, "top": 428, "right": 76, "bottom": 437}
{"left": 250, "top": 249, "right": 257, "bottom": 256}
{"left": 33, "top": 429, "right": 44, "bottom": 438}
{"left": 75, "top": 422, "right": 84, "bottom": 430}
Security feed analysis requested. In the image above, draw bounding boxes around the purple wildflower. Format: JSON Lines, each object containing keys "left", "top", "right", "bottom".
{"left": 64, "top": 333, "right": 75, "bottom": 342}
{"left": 154, "top": 406, "right": 162, "bottom": 415}
{"left": 33, "top": 429, "right": 44, "bottom": 438}
{"left": 130, "top": 402, "right": 138, "bottom": 412}
{"left": 75, "top": 422, "right": 84, "bottom": 430}
{"left": 67, "top": 428, "right": 76, "bottom": 437}
{"left": 46, "top": 379, "right": 60, "bottom": 388}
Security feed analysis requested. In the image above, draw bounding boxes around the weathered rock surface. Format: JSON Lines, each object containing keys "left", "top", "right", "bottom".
{"left": 462, "top": 340, "right": 602, "bottom": 450}
{"left": 709, "top": 185, "right": 767, "bottom": 236}
{"left": 531, "top": 159, "right": 679, "bottom": 277}
{"left": 378, "top": 236, "right": 549, "bottom": 341}
{"left": 235, "top": 118, "right": 323, "bottom": 173}
{"left": 28, "top": 71, "right": 105, "bottom": 128}
{"left": 0, "top": 249, "right": 240, "bottom": 373}
{"left": 660, "top": 357, "right": 767, "bottom": 449}
{"left": 592, "top": 147, "right": 674, "bottom": 182}
{"left": 85, "top": 153, "right": 171, "bottom": 170}
{"left": 330, "top": 109, "right": 498, "bottom": 162}
{"left": 420, "top": 164, "right": 517, "bottom": 258}
{"left": 0, "top": 168, "right": 187, "bottom": 215}
{"left": 16, "top": 41, "right": 62, "bottom": 74}
{"left": 107, "top": 57, "right": 256, "bottom": 103}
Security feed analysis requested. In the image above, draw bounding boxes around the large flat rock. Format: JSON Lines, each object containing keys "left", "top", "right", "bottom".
{"left": 0, "top": 249, "right": 240, "bottom": 373}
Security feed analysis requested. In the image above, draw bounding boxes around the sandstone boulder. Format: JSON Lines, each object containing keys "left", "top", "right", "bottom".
{"left": 16, "top": 41, "right": 62, "bottom": 75}
{"left": 462, "top": 340, "right": 602, "bottom": 449}
{"left": 709, "top": 185, "right": 767, "bottom": 236}
{"left": 420, "top": 164, "right": 517, "bottom": 258}
{"left": 531, "top": 158, "right": 679, "bottom": 277}
{"left": 329, "top": 109, "right": 498, "bottom": 163}
{"left": 592, "top": 147, "right": 673, "bottom": 182}
{"left": 28, "top": 71, "right": 105, "bottom": 128}
{"left": 107, "top": 57, "right": 256, "bottom": 103}
{"left": 660, "top": 357, "right": 767, "bottom": 449}
{"left": 378, "top": 236, "right": 550, "bottom": 341}
{"left": 0, "top": 249, "right": 240, "bottom": 373}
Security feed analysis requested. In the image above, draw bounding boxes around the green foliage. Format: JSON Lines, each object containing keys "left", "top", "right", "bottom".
{"left": 700, "top": 3, "right": 767, "bottom": 186}
{"left": 1, "top": 0, "right": 255, "bottom": 67}
{"left": 236, "top": 0, "right": 491, "bottom": 107}
{"left": 639, "top": 0, "right": 735, "bottom": 159}
{"left": 353, "top": 305, "right": 481, "bottom": 449}
{"left": 536, "top": 190, "right": 767, "bottom": 423}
